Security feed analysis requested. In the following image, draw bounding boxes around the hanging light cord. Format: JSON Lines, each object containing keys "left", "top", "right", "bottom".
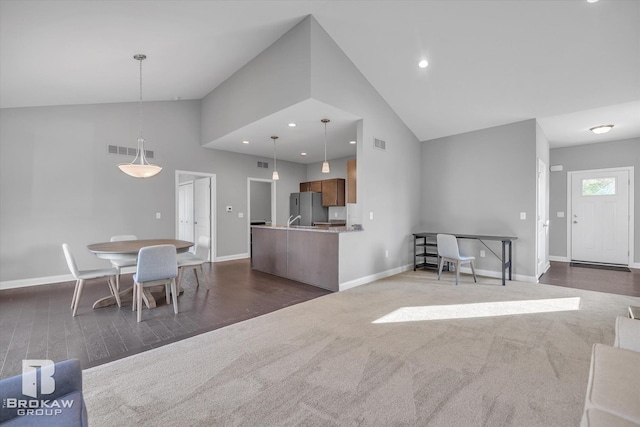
{"left": 324, "top": 121, "right": 327, "bottom": 162}
{"left": 138, "top": 56, "right": 143, "bottom": 142}
{"left": 273, "top": 138, "right": 277, "bottom": 170}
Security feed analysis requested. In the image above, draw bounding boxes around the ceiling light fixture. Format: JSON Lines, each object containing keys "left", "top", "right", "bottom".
{"left": 590, "top": 124, "right": 614, "bottom": 134}
{"left": 288, "top": 123, "right": 297, "bottom": 127}
{"left": 242, "top": 140, "right": 250, "bottom": 144}
{"left": 418, "top": 59, "right": 429, "bottom": 69}
{"left": 271, "top": 135, "right": 279, "bottom": 181}
{"left": 587, "top": 0, "right": 599, "bottom": 3}
{"left": 300, "top": 152, "right": 307, "bottom": 156}
{"left": 349, "top": 140, "right": 356, "bottom": 145}
{"left": 321, "top": 119, "right": 331, "bottom": 173}
{"left": 118, "top": 54, "right": 162, "bottom": 178}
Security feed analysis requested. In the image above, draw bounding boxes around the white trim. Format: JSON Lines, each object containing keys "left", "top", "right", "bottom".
{"left": 1, "top": 274, "right": 73, "bottom": 290}
{"left": 567, "top": 166, "right": 634, "bottom": 267}
{"left": 458, "top": 266, "right": 537, "bottom": 283}
{"left": 632, "top": 262, "right": 640, "bottom": 269}
{"left": 175, "top": 170, "right": 217, "bottom": 262}
{"left": 339, "top": 264, "right": 413, "bottom": 291}
{"left": 549, "top": 256, "right": 569, "bottom": 262}
{"left": 215, "top": 253, "right": 250, "bottom": 262}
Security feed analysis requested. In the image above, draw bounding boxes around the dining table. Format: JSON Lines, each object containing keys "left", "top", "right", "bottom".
{"left": 87, "top": 239, "right": 194, "bottom": 309}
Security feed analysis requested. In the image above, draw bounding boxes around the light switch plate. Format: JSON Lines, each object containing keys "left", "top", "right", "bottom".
{"left": 156, "top": 212, "right": 161, "bottom": 219}
{"left": 520, "top": 212, "right": 526, "bottom": 220}
{"left": 238, "top": 212, "right": 244, "bottom": 218}
{"left": 557, "top": 212, "right": 565, "bottom": 218}
{"left": 369, "top": 212, "right": 374, "bottom": 220}
{"left": 226, "top": 206, "right": 232, "bottom": 212}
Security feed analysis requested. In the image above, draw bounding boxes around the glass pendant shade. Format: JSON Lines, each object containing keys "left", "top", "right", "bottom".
{"left": 322, "top": 161, "right": 330, "bottom": 173}
{"left": 271, "top": 135, "right": 279, "bottom": 181}
{"left": 272, "top": 170, "right": 280, "bottom": 180}
{"left": 118, "top": 54, "right": 162, "bottom": 178}
{"left": 321, "top": 118, "right": 330, "bottom": 173}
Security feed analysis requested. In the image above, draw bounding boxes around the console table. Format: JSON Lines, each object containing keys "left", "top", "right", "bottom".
{"left": 413, "top": 232, "right": 517, "bottom": 286}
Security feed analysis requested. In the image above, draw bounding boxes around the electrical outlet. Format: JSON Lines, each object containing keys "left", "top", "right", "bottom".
{"left": 520, "top": 212, "right": 526, "bottom": 220}
{"left": 369, "top": 212, "right": 374, "bottom": 220}
{"left": 385, "top": 250, "right": 388, "bottom": 258}
{"left": 238, "top": 212, "right": 244, "bottom": 218}
{"left": 334, "top": 212, "right": 338, "bottom": 218}
{"left": 480, "top": 250, "right": 486, "bottom": 258}
{"left": 155, "top": 212, "right": 161, "bottom": 219}
{"left": 557, "top": 212, "right": 565, "bottom": 218}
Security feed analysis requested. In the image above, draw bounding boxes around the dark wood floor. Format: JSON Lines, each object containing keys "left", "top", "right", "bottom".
{"left": 539, "top": 261, "right": 640, "bottom": 297}
{"left": 0, "top": 259, "right": 331, "bottom": 379}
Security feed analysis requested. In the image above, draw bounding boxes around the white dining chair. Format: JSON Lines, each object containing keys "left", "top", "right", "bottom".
{"left": 109, "top": 235, "right": 138, "bottom": 290}
{"left": 132, "top": 245, "right": 178, "bottom": 322}
{"left": 177, "top": 236, "right": 210, "bottom": 290}
{"left": 62, "top": 243, "right": 121, "bottom": 317}
{"left": 437, "top": 234, "right": 477, "bottom": 286}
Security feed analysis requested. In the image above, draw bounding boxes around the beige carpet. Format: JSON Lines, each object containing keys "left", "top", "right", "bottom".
{"left": 83, "top": 271, "right": 639, "bottom": 426}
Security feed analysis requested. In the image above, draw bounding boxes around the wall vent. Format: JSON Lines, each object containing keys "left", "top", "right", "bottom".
{"left": 257, "top": 161, "right": 269, "bottom": 169}
{"left": 107, "top": 145, "right": 154, "bottom": 158}
{"left": 373, "top": 138, "right": 386, "bottom": 151}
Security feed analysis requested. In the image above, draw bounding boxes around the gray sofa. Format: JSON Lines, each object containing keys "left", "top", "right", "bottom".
{"left": 581, "top": 316, "right": 640, "bottom": 427}
{"left": 0, "top": 359, "right": 87, "bottom": 426}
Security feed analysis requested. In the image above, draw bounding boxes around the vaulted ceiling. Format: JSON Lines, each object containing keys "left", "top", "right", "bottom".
{"left": 1, "top": 0, "right": 638, "bottom": 159}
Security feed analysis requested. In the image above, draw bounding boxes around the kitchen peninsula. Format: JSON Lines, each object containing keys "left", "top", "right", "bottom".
{"left": 251, "top": 224, "right": 362, "bottom": 292}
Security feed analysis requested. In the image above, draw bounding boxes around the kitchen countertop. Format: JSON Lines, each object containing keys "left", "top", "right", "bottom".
{"left": 251, "top": 224, "right": 363, "bottom": 233}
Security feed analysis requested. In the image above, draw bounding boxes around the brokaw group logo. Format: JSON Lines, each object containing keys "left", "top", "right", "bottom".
{"left": 2, "top": 360, "right": 75, "bottom": 417}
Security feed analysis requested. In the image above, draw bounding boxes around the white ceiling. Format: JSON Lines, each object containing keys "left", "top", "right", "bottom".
{"left": 1, "top": 0, "right": 639, "bottom": 159}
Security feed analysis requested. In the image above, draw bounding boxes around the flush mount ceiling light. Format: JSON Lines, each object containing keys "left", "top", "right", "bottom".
{"left": 590, "top": 124, "right": 614, "bottom": 134}
{"left": 349, "top": 140, "right": 357, "bottom": 145}
{"left": 587, "top": 0, "right": 599, "bottom": 3}
{"left": 418, "top": 59, "right": 429, "bottom": 68}
{"left": 321, "top": 119, "right": 331, "bottom": 173}
{"left": 118, "top": 54, "right": 162, "bottom": 178}
{"left": 288, "top": 123, "right": 297, "bottom": 127}
{"left": 300, "top": 152, "right": 307, "bottom": 156}
{"left": 271, "top": 136, "right": 279, "bottom": 181}
{"left": 242, "top": 140, "right": 250, "bottom": 144}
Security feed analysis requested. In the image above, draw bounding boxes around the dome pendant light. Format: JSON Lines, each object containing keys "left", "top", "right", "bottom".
{"left": 118, "top": 54, "right": 162, "bottom": 178}
{"left": 271, "top": 136, "right": 279, "bottom": 180}
{"left": 321, "top": 118, "right": 331, "bottom": 174}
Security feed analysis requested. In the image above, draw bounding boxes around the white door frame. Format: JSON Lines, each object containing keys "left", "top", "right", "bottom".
{"left": 566, "top": 166, "right": 634, "bottom": 266}
{"left": 247, "top": 177, "right": 276, "bottom": 256}
{"left": 175, "top": 170, "right": 217, "bottom": 262}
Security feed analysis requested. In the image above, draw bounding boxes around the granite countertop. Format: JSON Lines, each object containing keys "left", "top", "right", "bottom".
{"left": 251, "top": 224, "right": 363, "bottom": 233}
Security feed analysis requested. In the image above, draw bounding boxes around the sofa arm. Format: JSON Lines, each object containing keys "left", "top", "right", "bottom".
{"left": 614, "top": 316, "right": 640, "bottom": 353}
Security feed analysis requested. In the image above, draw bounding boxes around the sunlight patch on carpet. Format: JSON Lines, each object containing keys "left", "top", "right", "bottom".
{"left": 372, "top": 297, "right": 581, "bottom": 323}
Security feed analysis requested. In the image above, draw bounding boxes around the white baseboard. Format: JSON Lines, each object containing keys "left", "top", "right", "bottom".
{"left": 457, "top": 266, "right": 537, "bottom": 283}
{"left": 1, "top": 274, "right": 73, "bottom": 290}
{"left": 549, "top": 256, "right": 569, "bottom": 263}
{"left": 215, "top": 253, "right": 250, "bottom": 262}
{"left": 339, "top": 264, "right": 413, "bottom": 291}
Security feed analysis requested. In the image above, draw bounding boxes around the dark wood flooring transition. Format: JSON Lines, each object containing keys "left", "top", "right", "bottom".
{"left": 539, "top": 261, "right": 640, "bottom": 297}
{"left": 0, "top": 259, "right": 330, "bottom": 379}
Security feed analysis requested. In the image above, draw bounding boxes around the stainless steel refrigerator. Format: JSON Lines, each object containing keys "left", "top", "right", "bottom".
{"left": 289, "top": 192, "right": 328, "bottom": 226}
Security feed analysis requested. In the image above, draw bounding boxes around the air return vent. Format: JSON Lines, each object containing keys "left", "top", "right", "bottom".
{"left": 373, "top": 138, "right": 386, "bottom": 151}
{"left": 107, "top": 145, "right": 154, "bottom": 158}
{"left": 257, "top": 161, "right": 269, "bottom": 169}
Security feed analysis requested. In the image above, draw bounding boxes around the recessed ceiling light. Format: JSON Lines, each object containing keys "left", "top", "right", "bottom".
{"left": 242, "top": 140, "right": 250, "bottom": 144}
{"left": 300, "top": 152, "right": 307, "bottom": 156}
{"left": 589, "top": 124, "right": 614, "bottom": 134}
{"left": 349, "top": 140, "right": 356, "bottom": 145}
{"left": 587, "top": 0, "right": 598, "bottom": 3}
{"left": 288, "top": 123, "right": 297, "bottom": 127}
{"left": 418, "top": 59, "right": 429, "bottom": 69}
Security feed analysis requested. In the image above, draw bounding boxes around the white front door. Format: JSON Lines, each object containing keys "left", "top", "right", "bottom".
{"left": 537, "top": 159, "right": 549, "bottom": 276}
{"left": 571, "top": 169, "right": 629, "bottom": 265}
{"left": 194, "top": 177, "right": 211, "bottom": 260}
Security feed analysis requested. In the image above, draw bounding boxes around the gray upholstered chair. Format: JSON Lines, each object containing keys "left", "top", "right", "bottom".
{"left": 109, "top": 234, "right": 138, "bottom": 290}
{"left": 436, "top": 234, "right": 477, "bottom": 285}
{"left": 62, "top": 243, "right": 121, "bottom": 317}
{"left": 132, "top": 244, "right": 178, "bottom": 322}
{"left": 0, "top": 359, "right": 87, "bottom": 426}
{"left": 177, "top": 236, "right": 210, "bottom": 290}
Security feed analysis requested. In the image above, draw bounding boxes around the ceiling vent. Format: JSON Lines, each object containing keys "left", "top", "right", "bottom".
{"left": 257, "top": 161, "right": 269, "bottom": 169}
{"left": 107, "top": 144, "right": 154, "bottom": 159}
{"left": 373, "top": 138, "right": 386, "bottom": 151}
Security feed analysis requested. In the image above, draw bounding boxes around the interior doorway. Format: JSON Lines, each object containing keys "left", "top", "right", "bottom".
{"left": 247, "top": 178, "right": 276, "bottom": 255}
{"left": 537, "top": 158, "right": 549, "bottom": 278}
{"left": 568, "top": 167, "right": 633, "bottom": 266}
{"left": 175, "top": 171, "right": 216, "bottom": 262}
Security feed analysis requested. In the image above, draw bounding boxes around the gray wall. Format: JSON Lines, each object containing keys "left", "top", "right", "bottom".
{"left": 0, "top": 100, "right": 306, "bottom": 283}
{"left": 420, "top": 119, "right": 538, "bottom": 279}
{"left": 249, "top": 181, "right": 272, "bottom": 223}
{"left": 549, "top": 137, "right": 640, "bottom": 263}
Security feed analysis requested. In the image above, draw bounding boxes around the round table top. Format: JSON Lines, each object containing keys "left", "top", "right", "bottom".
{"left": 87, "top": 239, "right": 193, "bottom": 255}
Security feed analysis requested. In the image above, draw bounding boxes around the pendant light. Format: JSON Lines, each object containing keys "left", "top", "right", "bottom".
{"left": 271, "top": 136, "right": 279, "bottom": 180}
{"left": 118, "top": 54, "right": 162, "bottom": 178}
{"left": 321, "top": 118, "right": 330, "bottom": 173}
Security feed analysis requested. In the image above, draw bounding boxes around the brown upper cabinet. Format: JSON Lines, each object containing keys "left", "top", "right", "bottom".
{"left": 300, "top": 178, "right": 346, "bottom": 206}
{"left": 321, "top": 178, "right": 345, "bottom": 207}
{"left": 347, "top": 159, "right": 357, "bottom": 203}
{"left": 299, "top": 181, "right": 322, "bottom": 193}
